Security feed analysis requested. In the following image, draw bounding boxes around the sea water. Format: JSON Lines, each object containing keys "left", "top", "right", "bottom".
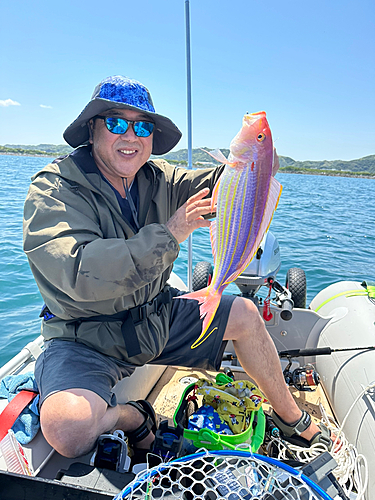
{"left": 0, "top": 155, "right": 374, "bottom": 366}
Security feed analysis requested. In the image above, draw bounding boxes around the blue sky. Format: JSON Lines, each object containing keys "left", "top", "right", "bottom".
{"left": 1, "top": 0, "right": 374, "bottom": 161}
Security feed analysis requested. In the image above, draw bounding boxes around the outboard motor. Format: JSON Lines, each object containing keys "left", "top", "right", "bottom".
{"left": 192, "top": 231, "right": 300, "bottom": 321}
{"left": 234, "top": 231, "right": 281, "bottom": 299}
{"left": 235, "top": 232, "right": 295, "bottom": 320}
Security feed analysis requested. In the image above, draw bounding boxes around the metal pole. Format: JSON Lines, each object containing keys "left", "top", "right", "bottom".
{"left": 185, "top": 0, "right": 193, "bottom": 290}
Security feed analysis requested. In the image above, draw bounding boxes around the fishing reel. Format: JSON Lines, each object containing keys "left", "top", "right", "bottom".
{"left": 283, "top": 359, "right": 320, "bottom": 392}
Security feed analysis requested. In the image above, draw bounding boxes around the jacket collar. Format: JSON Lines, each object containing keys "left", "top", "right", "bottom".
{"left": 32, "top": 146, "right": 162, "bottom": 231}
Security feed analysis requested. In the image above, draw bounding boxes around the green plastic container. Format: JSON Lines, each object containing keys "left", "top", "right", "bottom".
{"left": 173, "top": 382, "right": 265, "bottom": 453}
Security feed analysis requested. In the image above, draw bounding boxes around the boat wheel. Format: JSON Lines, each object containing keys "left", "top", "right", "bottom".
{"left": 192, "top": 261, "right": 213, "bottom": 291}
{"left": 286, "top": 267, "right": 307, "bottom": 308}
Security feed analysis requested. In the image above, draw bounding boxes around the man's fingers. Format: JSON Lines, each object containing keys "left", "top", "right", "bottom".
{"left": 165, "top": 187, "right": 213, "bottom": 243}
{"left": 186, "top": 188, "right": 212, "bottom": 219}
{"left": 186, "top": 198, "right": 211, "bottom": 215}
{"left": 188, "top": 187, "right": 210, "bottom": 202}
{"left": 186, "top": 206, "right": 211, "bottom": 223}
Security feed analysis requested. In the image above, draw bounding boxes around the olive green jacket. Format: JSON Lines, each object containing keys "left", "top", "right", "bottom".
{"left": 23, "top": 147, "right": 223, "bottom": 365}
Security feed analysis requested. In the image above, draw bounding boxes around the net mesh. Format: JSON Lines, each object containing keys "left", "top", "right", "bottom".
{"left": 116, "top": 450, "right": 332, "bottom": 500}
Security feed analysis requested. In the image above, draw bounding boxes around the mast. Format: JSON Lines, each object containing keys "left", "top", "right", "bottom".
{"left": 185, "top": 0, "right": 193, "bottom": 290}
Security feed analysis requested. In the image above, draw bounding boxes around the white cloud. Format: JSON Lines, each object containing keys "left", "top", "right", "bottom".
{"left": 0, "top": 99, "right": 21, "bottom": 107}
{"left": 40, "top": 104, "right": 52, "bottom": 109}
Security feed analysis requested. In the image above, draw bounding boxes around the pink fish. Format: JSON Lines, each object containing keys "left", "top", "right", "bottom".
{"left": 178, "top": 111, "right": 282, "bottom": 348}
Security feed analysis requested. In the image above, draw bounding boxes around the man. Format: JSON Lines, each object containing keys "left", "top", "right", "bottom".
{"left": 23, "top": 75, "right": 332, "bottom": 460}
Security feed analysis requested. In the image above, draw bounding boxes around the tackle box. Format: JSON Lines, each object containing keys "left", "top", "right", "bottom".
{"left": 173, "top": 381, "right": 265, "bottom": 453}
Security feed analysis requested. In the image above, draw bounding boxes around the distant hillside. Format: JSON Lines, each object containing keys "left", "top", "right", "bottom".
{"left": 156, "top": 149, "right": 375, "bottom": 175}
{"left": 154, "top": 148, "right": 230, "bottom": 165}
{"left": 278, "top": 155, "right": 375, "bottom": 174}
{"left": 2, "top": 144, "right": 73, "bottom": 156}
{"left": 1, "top": 143, "right": 374, "bottom": 175}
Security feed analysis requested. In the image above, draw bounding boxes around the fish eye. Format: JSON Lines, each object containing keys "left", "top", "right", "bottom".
{"left": 257, "top": 133, "right": 266, "bottom": 142}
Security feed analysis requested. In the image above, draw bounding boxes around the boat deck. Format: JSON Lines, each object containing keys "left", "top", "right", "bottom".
{"left": 148, "top": 365, "right": 334, "bottom": 427}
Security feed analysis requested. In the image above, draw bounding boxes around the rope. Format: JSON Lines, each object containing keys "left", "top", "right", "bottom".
{"left": 270, "top": 383, "right": 375, "bottom": 500}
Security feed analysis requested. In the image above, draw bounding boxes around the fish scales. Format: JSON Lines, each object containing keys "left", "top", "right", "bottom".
{"left": 216, "top": 168, "right": 251, "bottom": 285}
{"left": 175, "top": 111, "right": 282, "bottom": 348}
{"left": 216, "top": 165, "right": 271, "bottom": 288}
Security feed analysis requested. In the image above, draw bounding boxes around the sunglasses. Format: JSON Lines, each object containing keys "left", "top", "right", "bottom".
{"left": 96, "top": 115, "right": 155, "bottom": 137}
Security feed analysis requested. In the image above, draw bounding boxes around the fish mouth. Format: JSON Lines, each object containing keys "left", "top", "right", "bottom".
{"left": 229, "top": 111, "right": 271, "bottom": 161}
{"left": 242, "top": 111, "right": 269, "bottom": 139}
{"left": 243, "top": 111, "right": 267, "bottom": 125}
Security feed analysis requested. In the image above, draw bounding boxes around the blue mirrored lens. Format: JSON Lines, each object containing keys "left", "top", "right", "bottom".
{"left": 105, "top": 117, "right": 154, "bottom": 137}
{"left": 105, "top": 117, "right": 128, "bottom": 134}
{"left": 133, "top": 121, "right": 154, "bottom": 137}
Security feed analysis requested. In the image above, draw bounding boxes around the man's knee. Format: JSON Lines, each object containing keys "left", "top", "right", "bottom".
{"left": 224, "top": 297, "right": 265, "bottom": 341}
{"left": 40, "top": 389, "right": 107, "bottom": 458}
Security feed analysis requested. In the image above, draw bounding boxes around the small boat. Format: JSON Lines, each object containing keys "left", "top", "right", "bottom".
{"left": 0, "top": 232, "right": 373, "bottom": 499}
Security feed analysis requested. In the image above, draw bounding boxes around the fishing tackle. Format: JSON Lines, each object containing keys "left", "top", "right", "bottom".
{"left": 278, "top": 345, "right": 375, "bottom": 391}
{"left": 279, "top": 346, "right": 375, "bottom": 357}
{"left": 290, "top": 365, "right": 320, "bottom": 391}
{"left": 283, "top": 360, "right": 320, "bottom": 392}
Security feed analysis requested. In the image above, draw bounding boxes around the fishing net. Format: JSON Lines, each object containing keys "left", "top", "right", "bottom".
{"left": 114, "top": 450, "right": 333, "bottom": 500}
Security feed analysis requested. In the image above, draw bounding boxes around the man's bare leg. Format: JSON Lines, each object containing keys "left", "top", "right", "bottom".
{"left": 40, "top": 389, "right": 154, "bottom": 458}
{"left": 223, "top": 296, "right": 322, "bottom": 442}
{"left": 41, "top": 296, "right": 322, "bottom": 458}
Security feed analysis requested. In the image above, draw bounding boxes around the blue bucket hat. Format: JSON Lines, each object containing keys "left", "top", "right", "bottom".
{"left": 63, "top": 76, "right": 182, "bottom": 155}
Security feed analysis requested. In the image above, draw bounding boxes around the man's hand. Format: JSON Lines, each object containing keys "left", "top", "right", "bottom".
{"left": 166, "top": 188, "right": 212, "bottom": 244}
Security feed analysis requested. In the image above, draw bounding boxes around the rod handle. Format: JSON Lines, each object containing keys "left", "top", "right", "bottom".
{"left": 279, "top": 347, "right": 332, "bottom": 358}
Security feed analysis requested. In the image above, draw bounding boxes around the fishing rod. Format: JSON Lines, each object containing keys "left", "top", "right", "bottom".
{"left": 278, "top": 346, "right": 375, "bottom": 358}
{"left": 278, "top": 346, "right": 375, "bottom": 391}
{"left": 223, "top": 346, "right": 375, "bottom": 392}
{"left": 223, "top": 345, "right": 375, "bottom": 362}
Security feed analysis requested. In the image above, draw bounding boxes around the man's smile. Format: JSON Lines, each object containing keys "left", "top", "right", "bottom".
{"left": 119, "top": 149, "right": 137, "bottom": 155}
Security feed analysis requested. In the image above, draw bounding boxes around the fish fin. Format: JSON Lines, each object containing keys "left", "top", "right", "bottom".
{"left": 201, "top": 148, "right": 230, "bottom": 165}
{"left": 174, "top": 287, "right": 222, "bottom": 349}
{"left": 173, "top": 288, "right": 210, "bottom": 306}
{"left": 266, "top": 177, "right": 283, "bottom": 221}
{"left": 223, "top": 177, "right": 283, "bottom": 284}
{"left": 210, "top": 177, "right": 220, "bottom": 212}
{"left": 272, "top": 148, "right": 280, "bottom": 176}
{"left": 210, "top": 219, "right": 217, "bottom": 264}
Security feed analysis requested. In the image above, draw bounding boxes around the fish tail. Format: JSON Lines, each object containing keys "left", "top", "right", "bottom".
{"left": 174, "top": 287, "right": 222, "bottom": 349}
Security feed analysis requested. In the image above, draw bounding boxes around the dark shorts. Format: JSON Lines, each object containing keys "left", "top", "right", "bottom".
{"left": 35, "top": 290, "right": 236, "bottom": 407}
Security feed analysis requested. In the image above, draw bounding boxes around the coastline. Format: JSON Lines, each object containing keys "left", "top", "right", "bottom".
{"left": 0, "top": 152, "right": 56, "bottom": 158}
{"left": 1, "top": 152, "right": 374, "bottom": 179}
{"left": 278, "top": 168, "right": 375, "bottom": 179}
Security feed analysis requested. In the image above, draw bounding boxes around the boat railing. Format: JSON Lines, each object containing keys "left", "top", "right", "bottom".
{"left": 0, "top": 335, "right": 44, "bottom": 380}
